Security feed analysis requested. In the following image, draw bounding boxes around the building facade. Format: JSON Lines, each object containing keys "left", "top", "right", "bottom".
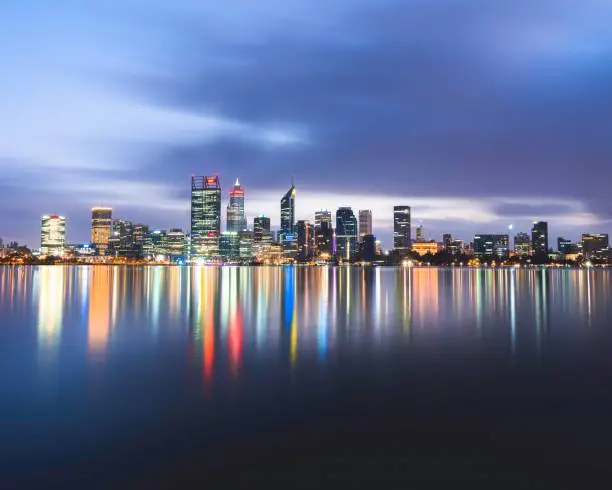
{"left": 191, "top": 175, "right": 221, "bottom": 259}
{"left": 40, "top": 215, "right": 66, "bottom": 257}
{"left": 280, "top": 182, "right": 296, "bottom": 241}
{"left": 474, "top": 234, "right": 510, "bottom": 259}
{"left": 581, "top": 233, "right": 609, "bottom": 259}
{"left": 531, "top": 221, "right": 549, "bottom": 258}
{"left": 226, "top": 178, "right": 246, "bottom": 233}
{"left": 358, "top": 210, "right": 372, "bottom": 240}
{"left": 91, "top": 207, "right": 112, "bottom": 255}
{"left": 254, "top": 215, "right": 271, "bottom": 242}
{"left": 514, "top": 232, "right": 531, "bottom": 257}
{"left": 393, "top": 206, "right": 411, "bottom": 255}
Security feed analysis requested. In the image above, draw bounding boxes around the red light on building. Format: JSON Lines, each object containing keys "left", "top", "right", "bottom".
{"left": 207, "top": 231, "right": 217, "bottom": 238}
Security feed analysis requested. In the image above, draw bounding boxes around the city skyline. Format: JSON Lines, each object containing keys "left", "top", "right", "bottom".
{"left": 2, "top": 1, "right": 612, "bottom": 247}
{"left": 2, "top": 175, "right": 611, "bottom": 252}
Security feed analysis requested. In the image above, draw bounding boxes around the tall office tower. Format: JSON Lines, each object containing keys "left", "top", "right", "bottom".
{"left": 280, "top": 182, "right": 296, "bottom": 241}
{"left": 254, "top": 215, "right": 271, "bottom": 242}
{"left": 581, "top": 233, "right": 609, "bottom": 259}
{"left": 166, "top": 229, "right": 186, "bottom": 258}
{"left": 474, "top": 234, "right": 510, "bottom": 259}
{"left": 393, "top": 206, "right": 411, "bottom": 255}
{"left": 191, "top": 175, "right": 221, "bottom": 258}
{"left": 91, "top": 207, "right": 112, "bottom": 255}
{"left": 108, "top": 219, "right": 136, "bottom": 257}
{"left": 416, "top": 225, "right": 425, "bottom": 242}
{"left": 226, "top": 178, "right": 246, "bottom": 232}
{"left": 238, "top": 230, "right": 254, "bottom": 261}
{"left": 40, "top": 215, "right": 66, "bottom": 257}
{"left": 531, "top": 221, "right": 549, "bottom": 258}
{"left": 358, "top": 210, "right": 372, "bottom": 240}
{"left": 361, "top": 234, "right": 377, "bottom": 262}
{"left": 297, "top": 220, "right": 312, "bottom": 261}
{"left": 335, "top": 207, "right": 358, "bottom": 261}
{"left": 514, "top": 232, "right": 531, "bottom": 257}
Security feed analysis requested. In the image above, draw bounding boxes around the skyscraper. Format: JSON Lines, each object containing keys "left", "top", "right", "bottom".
{"left": 335, "top": 207, "right": 358, "bottom": 261}
{"left": 226, "top": 178, "right": 246, "bottom": 232}
{"left": 280, "top": 182, "right": 296, "bottom": 241}
{"left": 191, "top": 175, "right": 221, "bottom": 258}
{"left": 108, "top": 219, "right": 136, "bottom": 257}
{"left": 315, "top": 220, "right": 333, "bottom": 258}
{"left": 40, "top": 215, "right": 66, "bottom": 257}
{"left": 254, "top": 215, "right": 271, "bottom": 242}
{"left": 531, "top": 221, "right": 549, "bottom": 258}
{"left": 358, "top": 210, "right": 372, "bottom": 240}
{"left": 91, "top": 207, "right": 112, "bottom": 255}
{"left": 393, "top": 206, "right": 411, "bottom": 254}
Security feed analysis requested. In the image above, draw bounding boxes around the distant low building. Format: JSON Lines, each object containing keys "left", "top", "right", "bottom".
{"left": 412, "top": 240, "right": 441, "bottom": 256}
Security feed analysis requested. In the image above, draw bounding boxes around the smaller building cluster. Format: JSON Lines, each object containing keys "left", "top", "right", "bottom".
{"left": 1, "top": 176, "right": 610, "bottom": 266}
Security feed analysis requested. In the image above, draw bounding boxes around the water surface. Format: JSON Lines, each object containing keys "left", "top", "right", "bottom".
{"left": 1, "top": 266, "right": 611, "bottom": 488}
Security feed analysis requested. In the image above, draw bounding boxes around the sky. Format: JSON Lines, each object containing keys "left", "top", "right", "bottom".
{"left": 1, "top": 0, "right": 611, "bottom": 249}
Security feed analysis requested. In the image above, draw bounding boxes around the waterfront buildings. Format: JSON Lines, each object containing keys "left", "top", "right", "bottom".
{"left": 581, "top": 233, "right": 609, "bottom": 259}
{"left": 166, "top": 229, "right": 186, "bottom": 258}
{"left": 297, "top": 220, "right": 313, "bottom": 261}
{"left": 412, "top": 240, "right": 442, "bottom": 256}
{"left": 474, "top": 234, "right": 510, "bottom": 259}
{"left": 191, "top": 175, "right": 221, "bottom": 259}
{"left": 416, "top": 225, "right": 425, "bottom": 243}
{"left": 335, "top": 207, "right": 358, "bottom": 261}
{"left": 280, "top": 182, "right": 296, "bottom": 241}
{"left": 40, "top": 215, "right": 66, "bottom": 257}
{"left": 393, "top": 206, "right": 411, "bottom": 255}
{"left": 361, "top": 234, "right": 377, "bottom": 262}
{"left": 91, "top": 207, "right": 112, "bottom": 255}
{"left": 514, "top": 232, "right": 531, "bottom": 257}
{"left": 108, "top": 219, "right": 137, "bottom": 257}
{"left": 358, "top": 210, "right": 372, "bottom": 240}
{"left": 226, "top": 178, "right": 246, "bottom": 233}
{"left": 531, "top": 221, "right": 549, "bottom": 258}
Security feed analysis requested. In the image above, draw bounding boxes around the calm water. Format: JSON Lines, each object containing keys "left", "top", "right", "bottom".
{"left": 1, "top": 266, "right": 611, "bottom": 488}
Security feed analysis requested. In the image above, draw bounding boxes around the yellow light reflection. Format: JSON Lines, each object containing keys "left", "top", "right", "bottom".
{"left": 88, "top": 267, "right": 112, "bottom": 360}
{"left": 37, "top": 266, "right": 65, "bottom": 361}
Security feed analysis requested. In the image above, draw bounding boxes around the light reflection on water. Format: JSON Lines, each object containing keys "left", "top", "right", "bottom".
{"left": 0, "top": 265, "right": 609, "bottom": 390}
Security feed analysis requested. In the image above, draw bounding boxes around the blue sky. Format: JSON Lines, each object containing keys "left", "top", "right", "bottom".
{"left": 1, "top": 0, "right": 611, "bottom": 248}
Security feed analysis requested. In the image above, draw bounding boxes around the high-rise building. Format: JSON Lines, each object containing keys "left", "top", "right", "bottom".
{"left": 149, "top": 230, "right": 168, "bottom": 256}
{"left": 297, "top": 220, "right": 313, "bottom": 261}
{"left": 91, "top": 207, "right": 112, "bottom": 255}
{"left": 358, "top": 210, "right": 372, "bottom": 240}
{"left": 393, "top": 206, "right": 411, "bottom": 254}
{"left": 474, "top": 234, "right": 510, "bottom": 259}
{"left": 514, "top": 232, "right": 531, "bottom": 257}
{"left": 254, "top": 215, "right": 271, "bottom": 242}
{"left": 40, "top": 215, "right": 66, "bottom": 257}
{"left": 280, "top": 182, "right": 296, "bottom": 241}
{"left": 335, "top": 207, "right": 358, "bottom": 261}
{"left": 226, "top": 178, "right": 246, "bottom": 232}
{"left": 531, "top": 221, "right": 549, "bottom": 258}
{"left": 416, "top": 225, "right": 425, "bottom": 242}
{"left": 315, "top": 220, "right": 333, "bottom": 258}
{"left": 581, "top": 233, "right": 609, "bottom": 258}
{"left": 191, "top": 175, "right": 221, "bottom": 259}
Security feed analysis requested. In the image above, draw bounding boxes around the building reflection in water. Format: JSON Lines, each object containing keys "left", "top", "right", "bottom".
{"left": 37, "top": 266, "right": 65, "bottom": 363}
{"left": 87, "top": 267, "right": 112, "bottom": 362}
